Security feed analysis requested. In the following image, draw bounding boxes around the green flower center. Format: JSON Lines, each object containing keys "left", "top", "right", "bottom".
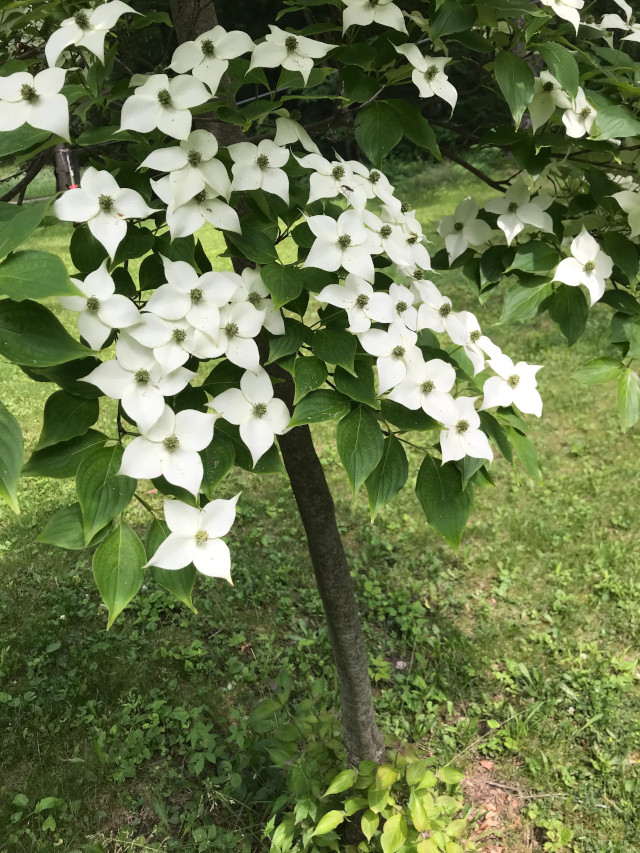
{"left": 86, "top": 296, "right": 100, "bottom": 313}
{"left": 194, "top": 190, "right": 207, "bottom": 204}
{"left": 579, "top": 106, "right": 592, "bottom": 119}
{"left": 396, "top": 301, "right": 408, "bottom": 313}
{"left": 454, "top": 221, "right": 464, "bottom": 232}
{"left": 368, "top": 0, "right": 379, "bottom": 6}
{"left": 134, "top": 369, "right": 150, "bottom": 384}
{"left": 439, "top": 303, "right": 452, "bottom": 317}
{"left": 426, "top": 65, "right": 439, "bottom": 81}
{"left": 162, "top": 434, "right": 180, "bottom": 452}
{"left": 332, "top": 165, "right": 345, "bottom": 180}
{"left": 543, "top": 81, "right": 555, "bottom": 92}
{"left": 225, "top": 322, "right": 239, "bottom": 339}
{"left": 338, "top": 234, "right": 352, "bottom": 249}
{"left": 195, "top": 529, "right": 209, "bottom": 544}
{"left": 248, "top": 291, "right": 262, "bottom": 307}
{"left": 407, "top": 234, "right": 418, "bottom": 245}
{"left": 256, "top": 154, "right": 270, "bottom": 169}
{"left": 190, "top": 287, "right": 203, "bottom": 304}
{"left": 187, "top": 150, "right": 202, "bottom": 167}
{"left": 413, "top": 269, "right": 424, "bottom": 280}
{"left": 201, "top": 38, "right": 215, "bottom": 57}
{"left": 469, "top": 329, "right": 481, "bottom": 343}
{"left": 285, "top": 35, "right": 298, "bottom": 52}
{"left": 20, "top": 84, "right": 38, "bottom": 102}
{"left": 369, "top": 170, "right": 381, "bottom": 183}
{"left": 421, "top": 380, "right": 435, "bottom": 394}
{"left": 74, "top": 10, "right": 91, "bottom": 29}
{"left": 400, "top": 201, "right": 411, "bottom": 214}
{"left": 392, "top": 345, "right": 405, "bottom": 358}
{"left": 253, "top": 403, "right": 268, "bottom": 417}
{"left": 507, "top": 374, "right": 520, "bottom": 388}
{"left": 507, "top": 202, "right": 518, "bottom": 213}
{"left": 157, "top": 88, "right": 172, "bottom": 107}
{"left": 584, "top": 260, "right": 596, "bottom": 273}
{"left": 172, "top": 328, "right": 187, "bottom": 344}
{"left": 356, "top": 293, "right": 369, "bottom": 308}
{"left": 456, "top": 419, "right": 470, "bottom": 433}
{"left": 380, "top": 225, "right": 392, "bottom": 239}
{"left": 99, "top": 194, "right": 114, "bottom": 213}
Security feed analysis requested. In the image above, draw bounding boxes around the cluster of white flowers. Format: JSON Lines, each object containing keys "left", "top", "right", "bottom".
{"left": 528, "top": 72, "right": 597, "bottom": 138}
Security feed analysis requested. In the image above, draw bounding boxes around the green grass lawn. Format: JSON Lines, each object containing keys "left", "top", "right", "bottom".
{"left": 1, "top": 165, "right": 639, "bottom": 853}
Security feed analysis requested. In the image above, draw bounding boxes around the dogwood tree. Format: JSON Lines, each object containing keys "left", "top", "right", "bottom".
{"left": 0, "top": 0, "right": 639, "bottom": 776}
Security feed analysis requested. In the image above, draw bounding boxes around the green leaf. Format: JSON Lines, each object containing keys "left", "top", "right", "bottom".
{"left": 69, "top": 225, "right": 108, "bottom": 272}
{"left": 618, "top": 369, "right": 640, "bottom": 431}
{"left": 499, "top": 281, "right": 552, "bottom": 324}
{"left": 93, "top": 522, "right": 145, "bottom": 629}
{"left": 602, "top": 232, "right": 639, "bottom": 282}
{"left": 201, "top": 434, "right": 235, "bottom": 495}
{"left": 355, "top": 102, "right": 404, "bottom": 166}
{"left": 288, "top": 389, "right": 351, "bottom": 427}
{"left": 361, "top": 810, "right": 379, "bottom": 842}
{"left": 380, "top": 399, "right": 437, "bottom": 432}
{"left": 215, "top": 420, "right": 284, "bottom": 474}
{"left": 0, "top": 126, "right": 50, "bottom": 158}
{"left": 536, "top": 42, "right": 579, "bottom": 97}
{"left": 37, "top": 502, "right": 111, "bottom": 550}
{"left": 0, "top": 399, "right": 23, "bottom": 513}
{"left": 0, "top": 198, "right": 51, "bottom": 259}
{"left": 226, "top": 215, "right": 279, "bottom": 264}
{"left": 323, "top": 769, "right": 357, "bottom": 797}
{"left": 415, "top": 456, "right": 473, "bottom": 549}
{"left": 22, "top": 429, "right": 108, "bottom": 479}
{"left": 0, "top": 299, "right": 91, "bottom": 367}
{"left": 437, "top": 766, "right": 465, "bottom": 785}
{"left": 334, "top": 356, "right": 377, "bottom": 406}
{"left": 294, "top": 355, "right": 327, "bottom": 403}
{"left": 548, "top": 285, "right": 588, "bottom": 345}
{"left": 384, "top": 100, "right": 441, "bottom": 160}
{"left": 147, "top": 518, "right": 197, "bottom": 613}
{"left": 76, "top": 445, "right": 137, "bottom": 544}
{"left": 508, "top": 428, "right": 542, "bottom": 482}
{"left": 261, "top": 264, "right": 304, "bottom": 309}
{"left": 431, "top": 0, "right": 477, "bottom": 36}
{"left": 34, "top": 797, "right": 64, "bottom": 813}
{"left": 337, "top": 405, "right": 384, "bottom": 495}
{"left": 574, "top": 358, "right": 623, "bottom": 385}
{"left": 381, "top": 814, "right": 407, "bottom": 853}
{"left": 0, "top": 251, "right": 79, "bottom": 301}
{"left": 35, "top": 390, "right": 99, "bottom": 450}
{"left": 509, "top": 241, "right": 559, "bottom": 273}
{"left": 494, "top": 51, "right": 535, "bottom": 128}
{"left": 365, "top": 435, "right": 408, "bottom": 521}
{"left": 313, "top": 810, "right": 344, "bottom": 837}
{"left": 267, "top": 318, "right": 305, "bottom": 363}
{"left": 478, "top": 411, "right": 513, "bottom": 463}
{"left": 313, "top": 328, "right": 357, "bottom": 374}
{"left": 592, "top": 105, "right": 640, "bottom": 141}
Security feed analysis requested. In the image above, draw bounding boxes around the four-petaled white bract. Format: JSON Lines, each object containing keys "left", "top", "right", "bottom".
{"left": 481, "top": 355, "right": 543, "bottom": 417}
{"left": 440, "top": 397, "right": 493, "bottom": 464}
{"left": 120, "top": 73, "right": 210, "bottom": 141}
{"left": 553, "top": 228, "right": 613, "bottom": 305}
{"left": 0, "top": 69, "right": 70, "bottom": 142}
{"left": 562, "top": 88, "right": 597, "bottom": 139}
{"left": 395, "top": 44, "right": 457, "bottom": 112}
{"left": 304, "top": 210, "right": 381, "bottom": 282}
{"left": 169, "top": 26, "right": 255, "bottom": 95}
{"left": 437, "top": 198, "right": 492, "bottom": 263}
{"left": 250, "top": 25, "right": 334, "bottom": 85}
{"left": 208, "top": 368, "right": 291, "bottom": 466}
{"left": 484, "top": 180, "right": 553, "bottom": 246}
{"left": 388, "top": 352, "right": 456, "bottom": 424}
{"left": 540, "top": 0, "right": 584, "bottom": 33}
{"left": 528, "top": 72, "right": 571, "bottom": 133}
{"left": 45, "top": 1, "right": 137, "bottom": 66}
{"left": 228, "top": 140, "right": 290, "bottom": 203}
{"left": 60, "top": 259, "right": 140, "bottom": 349}
{"left": 342, "top": 0, "right": 407, "bottom": 33}
{"left": 145, "top": 496, "right": 240, "bottom": 583}
{"left": 53, "top": 166, "right": 156, "bottom": 259}
{"left": 316, "top": 274, "right": 394, "bottom": 334}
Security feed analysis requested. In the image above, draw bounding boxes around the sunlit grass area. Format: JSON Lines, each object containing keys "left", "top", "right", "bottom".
{"left": 1, "top": 164, "right": 639, "bottom": 852}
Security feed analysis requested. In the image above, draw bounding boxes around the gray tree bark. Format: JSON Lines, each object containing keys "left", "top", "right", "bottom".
{"left": 169, "top": 0, "right": 385, "bottom": 765}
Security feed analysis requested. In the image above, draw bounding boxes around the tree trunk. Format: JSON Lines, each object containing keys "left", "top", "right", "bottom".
{"left": 53, "top": 144, "right": 79, "bottom": 193}
{"left": 169, "top": 0, "right": 385, "bottom": 766}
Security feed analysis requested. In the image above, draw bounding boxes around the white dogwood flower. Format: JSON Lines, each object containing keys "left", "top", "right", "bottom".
{"left": 83, "top": 335, "right": 194, "bottom": 431}
{"left": 415, "top": 280, "right": 455, "bottom": 334}
{"left": 304, "top": 210, "right": 381, "bottom": 282}
{"left": 53, "top": 167, "right": 156, "bottom": 259}
{"left": 273, "top": 113, "right": 320, "bottom": 154}
{"left": 342, "top": 0, "right": 407, "bottom": 33}
{"left": 362, "top": 210, "right": 413, "bottom": 267}
{"left": 359, "top": 324, "right": 419, "bottom": 394}
{"left": 612, "top": 189, "right": 640, "bottom": 237}
{"left": 215, "top": 303, "right": 264, "bottom": 370}
{"left": 250, "top": 26, "right": 333, "bottom": 84}
{"left": 437, "top": 198, "right": 492, "bottom": 263}
{"left": 481, "top": 354, "right": 543, "bottom": 416}
{"left": 540, "top": 0, "right": 584, "bottom": 32}
{"left": 145, "top": 495, "right": 240, "bottom": 582}
{"left": 60, "top": 259, "right": 140, "bottom": 349}
{"left": 127, "top": 313, "right": 198, "bottom": 373}
{"left": 348, "top": 161, "right": 396, "bottom": 204}
{"left": 316, "top": 274, "right": 394, "bottom": 334}
{"left": 446, "top": 311, "right": 494, "bottom": 375}
{"left": 230, "top": 267, "right": 285, "bottom": 335}
{"left": 440, "top": 397, "right": 493, "bottom": 464}
{"left": 228, "top": 140, "right": 290, "bottom": 203}
{"left": 484, "top": 180, "right": 553, "bottom": 245}
{"left": 387, "top": 352, "right": 456, "bottom": 423}
{"left": 528, "top": 71, "right": 571, "bottom": 133}
{"left": 0, "top": 68, "right": 69, "bottom": 141}
{"left": 553, "top": 228, "right": 612, "bottom": 304}
{"left": 562, "top": 88, "right": 597, "bottom": 138}
{"left": 120, "top": 73, "right": 209, "bottom": 141}
{"left": 296, "top": 153, "right": 356, "bottom": 204}
{"left": 169, "top": 26, "right": 254, "bottom": 95}
{"left": 395, "top": 44, "right": 457, "bottom": 112}
{"left": 45, "top": 1, "right": 137, "bottom": 66}
{"left": 151, "top": 177, "right": 240, "bottom": 239}
{"left": 119, "top": 405, "right": 215, "bottom": 495}
{"left": 208, "top": 368, "right": 290, "bottom": 466}
{"left": 140, "top": 129, "right": 231, "bottom": 207}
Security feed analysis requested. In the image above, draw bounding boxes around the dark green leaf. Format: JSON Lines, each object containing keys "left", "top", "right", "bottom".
{"left": 0, "top": 251, "right": 79, "bottom": 301}
{"left": 337, "top": 405, "right": 384, "bottom": 495}
{"left": 355, "top": 102, "right": 403, "bottom": 167}
{"left": 201, "top": 360, "right": 244, "bottom": 395}
{"left": 431, "top": 0, "right": 477, "bottom": 36}
{"left": 508, "top": 428, "right": 542, "bottom": 482}
{"left": 602, "top": 232, "right": 638, "bottom": 281}
{"left": 313, "top": 328, "right": 357, "bottom": 374}
{"left": 36, "top": 390, "right": 99, "bottom": 450}
{"left": 334, "top": 357, "right": 377, "bottom": 406}
{"left": 384, "top": 100, "right": 441, "bottom": 160}
{"left": 226, "top": 215, "right": 279, "bottom": 264}
{"left": 365, "top": 434, "right": 408, "bottom": 520}
{"left": 0, "top": 126, "right": 50, "bottom": 158}
{"left": 478, "top": 411, "right": 513, "bottom": 463}
{"left": 0, "top": 198, "right": 51, "bottom": 259}
{"left": 201, "top": 433, "right": 235, "bottom": 495}
{"left": 548, "top": 285, "right": 588, "bottom": 345}
{"left": 22, "top": 430, "right": 108, "bottom": 479}
{"left": 262, "top": 264, "right": 304, "bottom": 308}
{"left": 288, "top": 389, "right": 351, "bottom": 427}
{"left": 494, "top": 51, "right": 535, "bottom": 128}
{"left": 215, "top": 420, "right": 284, "bottom": 474}
{"left": 415, "top": 455, "right": 473, "bottom": 549}
{"left": 500, "top": 281, "right": 552, "bottom": 324}
{"left": 536, "top": 43, "right": 579, "bottom": 97}
{"left": 0, "top": 299, "right": 92, "bottom": 366}
{"left": 267, "top": 318, "right": 305, "bottom": 363}
{"left": 69, "top": 223, "right": 108, "bottom": 272}
{"left": 509, "top": 241, "right": 559, "bottom": 273}
{"left": 294, "top": 355, "right": 327, "bottom": 403}
{"left": 37, "top": 502, "right": 111, "bottom": 550}
{"left": 0, "top": 399, "right": 23, "bottom": 513}
{"left": 380, "top": 399, "right": 438, "bottom": 431}
{"left": 76, "top": 445, "right": 137, "bottom": 544}
{"left": 93, "top": 523, "right": 145, "bottom": 629}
